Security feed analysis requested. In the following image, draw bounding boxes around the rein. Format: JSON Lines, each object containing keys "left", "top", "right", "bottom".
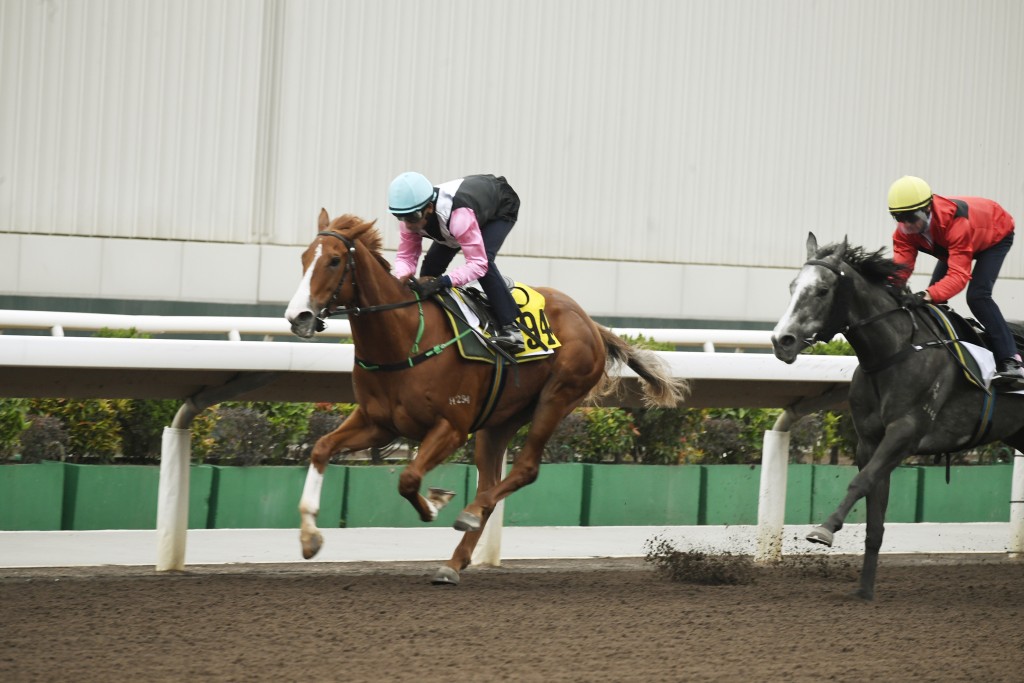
{"left": 314, "top": 230, "right": 469, "bottom": 372}
{"left": 316, "top": 231, "right": 421, "bottom": 320}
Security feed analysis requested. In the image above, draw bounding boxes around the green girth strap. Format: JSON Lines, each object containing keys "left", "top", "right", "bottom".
{"left": 355, "top": 328, "right": 472, "bottom": 372}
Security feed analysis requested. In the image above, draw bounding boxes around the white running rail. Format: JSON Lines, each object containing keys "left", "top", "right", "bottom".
{"left": 0, "top": 309, "right": 791, "bottom": 350}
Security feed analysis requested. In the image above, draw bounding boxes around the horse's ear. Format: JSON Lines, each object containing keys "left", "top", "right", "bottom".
{"left": 806, "top": 232, "right": 818, "bottom": 259}
{"left": 837, "top": 236, "right": 849, "bottom": 261}
{"left": 318, "top": 208, "right": 330, "bottom": 231}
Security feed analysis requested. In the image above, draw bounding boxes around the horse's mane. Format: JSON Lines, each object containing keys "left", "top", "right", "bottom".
{"left": 816, "top": 242, "right": 908, "bottom": 286}
{"left": 327, "top": 214, "right": 392, "bottom": 271}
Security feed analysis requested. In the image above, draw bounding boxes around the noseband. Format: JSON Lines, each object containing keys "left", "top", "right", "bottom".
{"left": 315, "top": 231, "right": 358, "bottom": 329}
{"left": 804, "top": 258, "right": 916, "bottom": 345}
{"left": 313, "top": 230, "right": 421, "bottom": 327}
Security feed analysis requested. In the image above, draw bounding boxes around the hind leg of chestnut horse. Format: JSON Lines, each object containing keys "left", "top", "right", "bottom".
{"left": 396, "top": 418, "right": 469, "bottom": 523}
{"left": 432, "top": 421, "right": 524, "bottom": 585}
{"left": 300, "top": 408, "right": 395, "bottom": 560}
{"left": 455, "top": 387, "right": 591, "bottom": 533}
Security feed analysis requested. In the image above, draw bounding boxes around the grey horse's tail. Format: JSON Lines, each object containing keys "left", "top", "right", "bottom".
{"left": 596, "top": 326, "right": 689, "bottom": 407}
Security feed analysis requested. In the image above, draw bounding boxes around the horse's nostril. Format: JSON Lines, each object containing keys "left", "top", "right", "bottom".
{"left": 294, "top": 311, "right": 313, "bottom": 325}
{"left": 775, "top": 334, "right": 796, "bottom": 348}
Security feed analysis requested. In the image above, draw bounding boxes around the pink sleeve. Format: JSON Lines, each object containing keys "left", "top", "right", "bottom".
{"left": 392, "top": 226, "right": 422, "bottom": 281}
{"left": 444, "top": 208, "right": 489, "bottom": 286}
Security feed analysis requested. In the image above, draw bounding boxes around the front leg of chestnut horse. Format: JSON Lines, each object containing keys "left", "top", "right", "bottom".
{"left": 397, "top": 419, "right": 466, "bottom": 523}
{"left": 300, "top": 409, "right": 392, "bottom": 560}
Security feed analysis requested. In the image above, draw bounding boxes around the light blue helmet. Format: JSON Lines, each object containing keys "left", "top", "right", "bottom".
{"left": 387, "top": 172, "right": 434, "bottom": 214}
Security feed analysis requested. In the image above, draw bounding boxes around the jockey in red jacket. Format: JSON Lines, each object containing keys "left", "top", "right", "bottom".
{"left": 888, "top": 175, "right": 1023, "bottom": 386}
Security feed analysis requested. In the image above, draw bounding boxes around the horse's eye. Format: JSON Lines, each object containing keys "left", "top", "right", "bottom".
{"left": 329, "top": 256, "right": 342, "bottom": 268}
{"left": 815, "top": 287, "right": 829, "bottom": 297}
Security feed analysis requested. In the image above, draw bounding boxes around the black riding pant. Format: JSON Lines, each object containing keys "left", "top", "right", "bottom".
{"left": 930, "top": 231, "right": 1017, "bottom": 360}
{"left": 420, "top": 219, "right": 519, "bottom": 326}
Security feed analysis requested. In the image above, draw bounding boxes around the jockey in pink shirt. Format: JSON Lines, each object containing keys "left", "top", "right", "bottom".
{"left": 388, "top": 172, "right": 524, "bottom": 354}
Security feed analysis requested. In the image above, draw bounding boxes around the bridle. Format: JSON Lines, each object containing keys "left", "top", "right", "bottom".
{"left": 313, "top": 231, "right": 420, "bottom": 329}
{"left": 311, "top": 230, "right": 493, "bottom": 375}
{"left": 803, "top": 257, "right": 915, "bottom": 346}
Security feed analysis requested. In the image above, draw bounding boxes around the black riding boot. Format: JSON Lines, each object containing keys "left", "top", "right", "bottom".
{"left": 491, "top": 322, "right": 524, "bottom": 354}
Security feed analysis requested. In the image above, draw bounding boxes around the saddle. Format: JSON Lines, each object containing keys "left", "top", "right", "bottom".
{"left": 921, "top": 304, "right": 993, "bottom": 391}
{"left": 924, "top": 304, "right": 1024, "bottom": 373}
{"left": 435, "top": 281, "right": 561, "bottom": 364}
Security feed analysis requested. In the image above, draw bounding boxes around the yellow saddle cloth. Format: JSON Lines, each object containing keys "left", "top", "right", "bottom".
{"left": 438, "top": 282, "right": 562, "bottom": 363}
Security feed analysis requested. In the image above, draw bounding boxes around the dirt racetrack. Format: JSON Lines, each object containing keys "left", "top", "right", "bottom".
{"left": 2, "top": 555, "right": 1023, "bottom": 682}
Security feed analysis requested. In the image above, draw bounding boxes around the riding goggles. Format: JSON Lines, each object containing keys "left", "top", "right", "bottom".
{"left": 393, "top": 210, "right": 424, "bottom": 223}
{"left": 891, "top": 210, "right": 928, "bottom": 224}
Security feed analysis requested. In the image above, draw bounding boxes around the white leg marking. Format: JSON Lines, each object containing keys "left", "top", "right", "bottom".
{"left": 300, "top": 464, "right": 324, "bottom": 517}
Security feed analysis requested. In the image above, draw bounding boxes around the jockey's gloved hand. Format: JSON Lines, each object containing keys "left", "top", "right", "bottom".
{"left": 408, "top": 275, "right": 451, "bottom": 298}
{"left": 899, "top": 290, "right": 927, "bottom": 308}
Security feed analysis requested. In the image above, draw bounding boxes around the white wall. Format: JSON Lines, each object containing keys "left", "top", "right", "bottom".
{"left": 2, "top": 0, "right": 1023, "bottom": 322}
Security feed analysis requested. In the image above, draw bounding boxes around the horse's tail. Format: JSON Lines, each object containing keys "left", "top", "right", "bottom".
{"left": 597, "top": 326, "right": 689, "bottom": 407}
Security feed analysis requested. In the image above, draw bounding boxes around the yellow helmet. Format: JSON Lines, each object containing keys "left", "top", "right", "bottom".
{"left": 887, "top": 176, "right": 932, "bottom": 213}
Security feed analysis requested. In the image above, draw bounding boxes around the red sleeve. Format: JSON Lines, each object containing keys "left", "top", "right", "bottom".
{"left": 927, "top": 217, "right": 974, "bottom": 303}
{"left": 891, "top": 229, "right": 918, "bottom": 287}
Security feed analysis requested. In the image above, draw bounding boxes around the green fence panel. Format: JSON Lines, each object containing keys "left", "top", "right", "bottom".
{"left": 505, "top": 463, "right": 585, "bottom": 526}
{"left": 583, "top": 464, "right": 701, "bottom": 526}
{"left": 62, "top": 464, "right": 159, "bottom": 530}
{"left": 811, "top": 465, "right": 864, "bottom": 524}
{"left": 343, "top": 464, "right": 470, "bottom": 528}
{"left": 783, "top": 464, "right": 813, "bottom": 525}
{"left": 188, "top": 465, "right": 215, "bottom": 529}
{"left": 810, "top": 465, "right": 923, "bottom": 525}
{"left": 886, "top": 466, "right": 922, "bottom": 523}
{"left": 700, "top": 465, "right": 761, "bottom": 525}
{"left": 0, "top": 461, "right": 65, "bottom": 530}
{"left": 919, "top": 465, "right": 1013, "bottom": 522}
{"left": 209, "top": 465, "right": 346, "bottom": 529}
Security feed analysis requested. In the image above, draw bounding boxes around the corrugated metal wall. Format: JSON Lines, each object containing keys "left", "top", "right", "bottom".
{"left": 3, "top": 0, "right": 1023, "bottom": 273}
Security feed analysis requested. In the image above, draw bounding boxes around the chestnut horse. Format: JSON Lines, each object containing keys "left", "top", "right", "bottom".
{"left": 285, "top": 211, "right": 688, "bottom": 585}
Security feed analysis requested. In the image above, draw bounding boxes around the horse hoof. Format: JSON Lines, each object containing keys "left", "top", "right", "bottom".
{"left": 301, "top": 531, "right": 323, "bottom": 559}
{"left": 849, "top": 588, "right": 874, "bottom": 601}
{"left": 453, "top": 510, "right": 481, "bottom": 532}
{"left": 806, "top": 526, "right": 834, "bottom": 547}
{"left": 427, "top": 487, "right": 456, "bottom": 508}
{"left": 431, "top": 566, "right": 461, "bottom": 586}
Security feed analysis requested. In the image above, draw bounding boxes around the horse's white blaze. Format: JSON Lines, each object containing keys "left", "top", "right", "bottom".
{"left": 772, "top": 268, "right": 820, "bottom": 338}
{"left": 299, "top": 463, "right": 324, "bottom": 517}
{"left": 284, "top": 243, "right": 322, "bottom": 322}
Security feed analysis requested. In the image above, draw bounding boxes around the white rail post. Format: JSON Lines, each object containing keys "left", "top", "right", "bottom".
{"left": 1010, "top": 452, "right": 1024, "bottom": 558}
{"left": 755, "top": 410, "right": 794, "bottom": 563}
{"left": 156, "top": 427, "right": 192, "bottom": 570}
{"left": 156, "top": 372, "right": 280, "bottom": 571}
{"left": 471, "top": 450, "right": 508, "bottom": 567}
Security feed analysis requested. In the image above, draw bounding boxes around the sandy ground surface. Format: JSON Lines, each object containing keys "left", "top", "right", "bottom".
{"left": 3, "top": 554, "right": 1023, "bottom": 682}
